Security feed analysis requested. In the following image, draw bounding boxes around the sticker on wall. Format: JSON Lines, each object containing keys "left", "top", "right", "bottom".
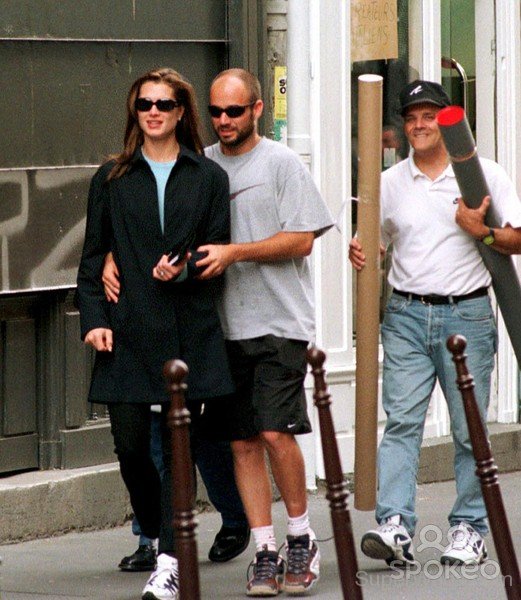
{"left": 273, "top": 66, "right": 287, "bottom": 144}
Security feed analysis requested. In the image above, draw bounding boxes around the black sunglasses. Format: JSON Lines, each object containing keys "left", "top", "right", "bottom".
{"left": 208, "top": 102, "right": 255, "bottom": 118}
{"left": 135, "top": 98, "right": 181, "bottom": 112}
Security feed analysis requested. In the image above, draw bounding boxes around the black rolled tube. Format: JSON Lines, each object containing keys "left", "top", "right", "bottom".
{"left": 437, "top": 106, "right": 521, "bottom": 365}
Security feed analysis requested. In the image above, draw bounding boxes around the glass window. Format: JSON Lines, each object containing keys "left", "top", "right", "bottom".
{"left": 441, "top": 0, "right": 476, "bottom": 132}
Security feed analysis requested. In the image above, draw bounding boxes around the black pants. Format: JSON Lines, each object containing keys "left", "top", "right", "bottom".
{"left": 108, "top": 401, "right": 246, "bottom": 555}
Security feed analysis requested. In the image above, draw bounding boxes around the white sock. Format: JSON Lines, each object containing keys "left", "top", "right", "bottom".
{"left": 287, "top": 510, "right": 312, "bottom": 538}
{"left": 252, "top": 525, "right": 277, "bottom": 552}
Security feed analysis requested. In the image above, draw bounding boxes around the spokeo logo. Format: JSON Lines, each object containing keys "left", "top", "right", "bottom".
{"left": 357, "top": 524, "right": 505, "bottom": 583}
{"left": 394, "top": 524, "right": 501, "bottom": 581}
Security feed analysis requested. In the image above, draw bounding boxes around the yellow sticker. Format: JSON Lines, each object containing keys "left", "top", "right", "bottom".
{"left": 274, "top": 66, "right": 287, "bottom": 120}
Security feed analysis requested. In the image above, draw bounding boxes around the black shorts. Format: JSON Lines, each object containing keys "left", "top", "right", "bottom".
{"left": 208, "top": 334, "right": 312, "bottom": 441}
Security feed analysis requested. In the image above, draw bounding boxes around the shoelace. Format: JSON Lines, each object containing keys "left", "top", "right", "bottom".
{"left": 246, "top": 552, "right": 283, "bottom": 582}
{"left": 245, "top": 538, "right": 329, "bottom": 583}
{"left": 448, "top": 526, "right": 473, "bottom": 550}
{"left": 380, "top": 523, "right": 402, "bottom": 534}
{"left": 286, "top": 540, "right": 311, "bottom": 574}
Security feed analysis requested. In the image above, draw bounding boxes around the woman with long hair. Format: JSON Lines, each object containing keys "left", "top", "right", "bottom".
{"left": 76, "top": 67, "right": 235, "bottom": 600}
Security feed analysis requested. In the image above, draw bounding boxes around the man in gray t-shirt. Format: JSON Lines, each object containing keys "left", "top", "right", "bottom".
{"left": 197, "top": 68, "right": 333, "bottom": 596}
{"left": 204, "top": 136, "right": 331, "bottom": 341}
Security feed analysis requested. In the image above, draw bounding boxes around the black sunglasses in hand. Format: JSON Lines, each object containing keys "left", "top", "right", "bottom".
{"left": 208, "top": 102, "right": 256, "bottom": 118}
{"left": 135, "top": 98, "right": 182, "bottom": 112}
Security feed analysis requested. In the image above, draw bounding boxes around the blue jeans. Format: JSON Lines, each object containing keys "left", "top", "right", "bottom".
{"left": 133, "top": 412, "right": 246, "bottom": 545}
{"left": 375, "top": 293, "right": 497, "bottom": 536}
{"left": 191, "top": 429, "right": 247, "bottom": 528}
{"left": 110, "top": 401, "right": 246, "bottom": 555}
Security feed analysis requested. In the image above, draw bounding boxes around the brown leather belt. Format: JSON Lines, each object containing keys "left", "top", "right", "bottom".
{"left": 393, "top": 287, "right": 489, "bottom": 305}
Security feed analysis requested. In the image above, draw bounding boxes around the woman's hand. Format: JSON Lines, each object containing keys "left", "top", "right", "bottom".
{"left": 85, "top": 328, "right": 113, "bottom": 352}
{"left": 153, "top": 252, "right": 191, "bottom": 281}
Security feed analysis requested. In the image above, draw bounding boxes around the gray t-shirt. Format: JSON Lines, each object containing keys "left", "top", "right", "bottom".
{"left": 205, "top": 137, "right": 334, "bottom": 342}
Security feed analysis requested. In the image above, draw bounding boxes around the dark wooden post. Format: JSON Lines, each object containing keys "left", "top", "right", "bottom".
{"left": 447, "top": 335, "right": 521, "bottom": 599}
{"left": 307, "top": 347, "right": 363, "bottom": 600}
{"left": 163, "top": 359, "right": 200, "bottom": 600}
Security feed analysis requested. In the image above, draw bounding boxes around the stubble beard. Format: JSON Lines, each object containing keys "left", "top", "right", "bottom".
{"left": 216, "top": 120, "right": 255, "bottom": 148}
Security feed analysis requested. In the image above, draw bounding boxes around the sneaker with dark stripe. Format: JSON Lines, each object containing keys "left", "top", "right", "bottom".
{"left": 361, "top": 515, "right": 416, "bottom": 568}
{"left": 246, "top": 546, "right": 284, "bottom": 597}
{"left": 142, "top": 553, "right": 179, "bottom": 600}
{"left": 282, "top": 534, "right": 320, "bottom": 594}
{"left": 440, "top": 522, "right": 487, "bottom": 565}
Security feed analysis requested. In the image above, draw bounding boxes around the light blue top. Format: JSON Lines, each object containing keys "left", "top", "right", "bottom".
{"left": 142, "top": 152, "right": 176, "bottom": 233}
{"left": 142, "top": 151, "right": 187, "bottom": 281}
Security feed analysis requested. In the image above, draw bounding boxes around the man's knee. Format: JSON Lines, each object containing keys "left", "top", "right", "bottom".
{"left": 260, "top": 430, "right": 298, "bottom": 454}
{"left": 231, "top": 436, "right": 263, "bottom": 459}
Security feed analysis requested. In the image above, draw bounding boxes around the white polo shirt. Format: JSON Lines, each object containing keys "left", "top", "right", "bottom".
{"left": 381, "top": 154, "right": 521, "bottom": 295}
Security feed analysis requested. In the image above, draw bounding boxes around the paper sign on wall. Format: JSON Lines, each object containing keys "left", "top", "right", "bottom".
{"left": 351, "top": 0, "right": 398, "bottom": 62}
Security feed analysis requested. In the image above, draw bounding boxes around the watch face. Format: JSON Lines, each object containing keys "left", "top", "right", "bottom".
{"left": 483, "top": 234, "right": 495, "bottom": 246}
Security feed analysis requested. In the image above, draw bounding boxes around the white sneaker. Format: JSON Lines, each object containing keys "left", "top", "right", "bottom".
{"left": 142, "top": 553, "right": 179, "bottom": 600}
{"left": 361, "top": 515, "right": 415, "bottom": 568}
{"left": 440, "top": 522, "right": 487, "bottom": 565}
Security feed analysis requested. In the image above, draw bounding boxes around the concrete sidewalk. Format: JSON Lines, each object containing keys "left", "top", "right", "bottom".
{"left": 2, "top": 423, "right": 520, "bottom": 545}
{"left": 1, "top": 471, "right": 520, "bottom": 600}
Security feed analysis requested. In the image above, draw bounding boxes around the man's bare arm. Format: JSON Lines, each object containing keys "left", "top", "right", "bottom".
{"left": 196, "top": 231, "right": 315, "bottom": 279}
{"left": 102, "top": 252, "right": 120, "bottom": 302}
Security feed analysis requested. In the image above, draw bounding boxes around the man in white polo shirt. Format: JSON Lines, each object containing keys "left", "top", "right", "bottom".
{"left": 349, "top": 79, "right": 521, "bottom": 568}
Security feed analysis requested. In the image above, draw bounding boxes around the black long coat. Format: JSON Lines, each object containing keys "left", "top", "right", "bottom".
{"left": 76, "top": 146, "right": 235, "bottom": 404}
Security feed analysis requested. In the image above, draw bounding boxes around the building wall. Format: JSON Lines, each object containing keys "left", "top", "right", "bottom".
{"left": 0, "top": 0, "right": 263, "bottom": 474}
{"left": 270, "top": 1, "right": 521, "bottom": 486}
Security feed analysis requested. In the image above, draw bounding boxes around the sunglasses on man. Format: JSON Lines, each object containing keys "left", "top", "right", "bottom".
{"left": 207, "top": 102, "right": 256, "bottom": 118}
{"left": 135, "top": 98, "right": 181, "bottom": 112}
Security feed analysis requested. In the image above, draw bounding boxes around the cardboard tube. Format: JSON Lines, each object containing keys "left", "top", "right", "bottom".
{"left": 354, "top": 74, "right": 382, "bottom": 511}
{"left": 437, "top": 106, "right": 521, "bottom": 365}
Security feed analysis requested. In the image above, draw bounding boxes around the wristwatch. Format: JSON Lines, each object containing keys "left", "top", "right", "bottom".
{"left": 481, "top": 228, "right": 495, "bottom": 246}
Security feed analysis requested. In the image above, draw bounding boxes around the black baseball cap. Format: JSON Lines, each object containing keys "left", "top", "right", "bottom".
{"left": 399, "top": 80, "right": 451, "bottom": 116}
